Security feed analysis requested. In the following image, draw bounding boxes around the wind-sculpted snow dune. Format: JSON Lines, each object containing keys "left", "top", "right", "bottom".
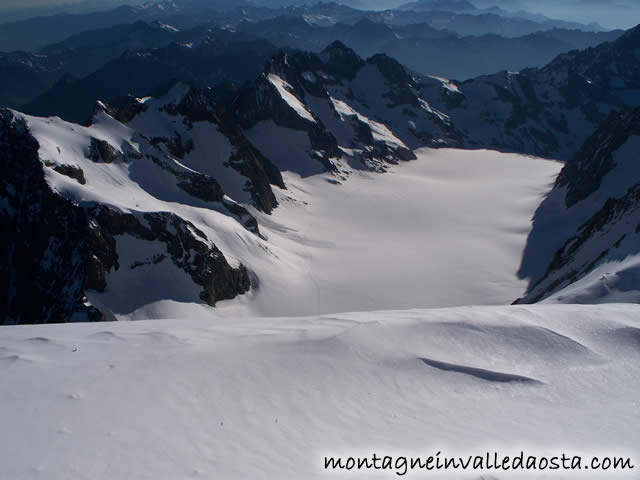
{"left": 1, "top": 304, "right": 638, "bottom": 479}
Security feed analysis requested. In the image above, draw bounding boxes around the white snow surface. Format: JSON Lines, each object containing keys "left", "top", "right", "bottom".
{"left": 544, "top": 254, "right": 640, "bottom": 304}
{"left": 1, "top": 304, "right": 639, "bottom": 479}
{"left": 245, "top": 120, "right": 326, "bottom": 177}
{"left": 218, "top": 148, "right": 562, "bottom": 318}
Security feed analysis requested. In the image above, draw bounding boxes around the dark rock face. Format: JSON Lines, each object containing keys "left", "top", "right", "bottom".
{"left": 0, "top": 109, "right": 101, "bottom": 324}
{"left": 222, "top": 199, "right": 260, "bottom": 235}
{"left": 87, "top": 137, "right": 124, "bottom": 163}
{"left": 85, "top": 221, "right": 115, "bottom": 293}
{"left": 176, "top": 173, "right": 224, "bottom": 203}
{"left": 1, "top": 108, "right": 251, "bottom": 324}
{"left": 544, "top": 25, "right": 640, "bottom": 109}
{"left": 321, "top": 41, "right": 365, "bottom": 81}
{"left": 89, "top": 207, "right": 251, "bottom": 305}
{"left": 22, "top": 31, "right": 278, "bottom": 125}
{"left": 222, "top": 125, "right": 283, "bottom": 214}
{"left": 556, "top": 108, "right": 640, "bottom": 208}
{"left": 147, "top": 151, "right": 226, "bottom": 203}
{"left": 368, "top": 54, "right": 422, "bottom": 109}
{"left": 44, "top": 161, "right": 86, "bottom": 185}
{"left": 166, "top": 87, "right": 284, "bottom": 213}
{"left": 93, "top": 96, "right": 148, "bottom": 124}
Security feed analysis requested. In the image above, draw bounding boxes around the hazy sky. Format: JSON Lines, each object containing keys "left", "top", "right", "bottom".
{"left": 0, "top": 0, "right": 134, "bottom": 10}
{"left": 472, "top": 0, "right": 640, "bottom": 29}
{"left": 0, "top": 0, "right": 638, "bottom": 29}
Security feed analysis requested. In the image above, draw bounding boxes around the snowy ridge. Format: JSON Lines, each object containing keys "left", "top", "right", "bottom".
{"left": 267, "top": 73, "right": 317, "bottom": 124}
{"left": 329, "top": 97, "right": 408, "bottom": 149}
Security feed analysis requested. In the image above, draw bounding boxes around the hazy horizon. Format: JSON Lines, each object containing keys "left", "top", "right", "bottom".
{"left": 0, "top": 0, "right": 638, "bottom": 29}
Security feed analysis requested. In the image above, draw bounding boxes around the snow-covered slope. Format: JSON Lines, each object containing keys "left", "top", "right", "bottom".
{"left": 516, "top": 107, "right": 640, "bottom": 304}
{"left": 1, "top": 304, "right": 639, "bottom": 479}
{"left": 221, "top": 148, "right": 560, "bottom": 318}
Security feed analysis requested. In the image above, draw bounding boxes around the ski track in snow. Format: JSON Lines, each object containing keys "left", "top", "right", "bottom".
{"left": 0, "top": 304, "right": 639, "bottom": 479}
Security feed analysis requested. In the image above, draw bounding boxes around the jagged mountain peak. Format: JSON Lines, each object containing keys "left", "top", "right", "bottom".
{"left": 321, "top": 40, "right": 357, "bottom": 58}
{"left": 319, "top": 41, "right": 365, "bottom": 80}
{"left": 620, "top": 22, "right": 640, "bottom": 41}
{"left": 366, "top": 53, "right": 416, "bottom": 86}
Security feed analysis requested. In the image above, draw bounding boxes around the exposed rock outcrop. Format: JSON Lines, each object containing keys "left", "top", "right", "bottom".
{"left": 1, "top": 109, "right": 101, "bottom": 324}
{"left": 1, "top": 108, "right": 252, "bottom": 324}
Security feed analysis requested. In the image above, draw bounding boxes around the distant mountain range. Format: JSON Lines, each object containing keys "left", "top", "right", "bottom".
{"left": 397, "top": 0, "right": 602, "bottom": 31}
{"left": 0, "top": 0, "right": 605, "bottom": 53}
{"left": 237, "top": 17, "right": 622, "bottom": 80}
{"left": 20, "top": 27, "right": 278, "bottom": 123}
{"left": 0, "top": 14, "right": 624, "bottom": 118}
{"left": 0, "top": 21, "right": 214, "bottom": 109}
{"left": 19, "top": 23, "right": 640, "bottom": 160}
{"left": 471, "top": 0, "right": 640, "bottom": 30}
{"left": 0, "top": 0, "right": 621, "bottom": 113}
